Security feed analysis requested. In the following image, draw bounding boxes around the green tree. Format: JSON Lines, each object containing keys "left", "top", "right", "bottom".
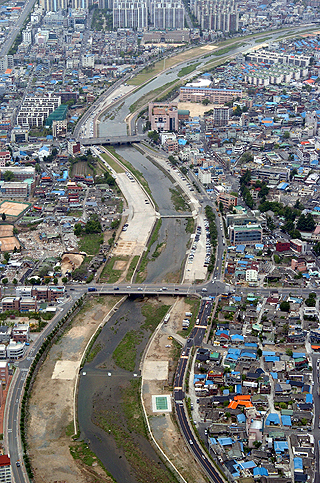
{"left": 74, "top": 223, "right": 82, "bottom": 236}
{"left": 148, "top": 130, "right": 160, "bottom": 143}
{"left": 53, "top": 277, "right": 58, "bottom": 285}
{"left": 1, "top": 278, "right": 8, "bottom": 284}
{"left": 12, "top": 278, "right": 17, "bottom": 285}
{"left": 283, "top": 131, "right": 290, "bottom": 139}
{"left": 3, "top": 171, "right": 14, "bottom": 182}
{"left": 202, "top": 98, "right": 210, "bottom": 105}
{"left": 62, "top": 277, "right": 68, "bottom": 284}
{"left": 280, "top": 301, "right": 290, "bottom": 312}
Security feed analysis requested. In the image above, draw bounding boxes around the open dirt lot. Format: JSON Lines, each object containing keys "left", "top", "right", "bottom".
{"left": 28, "top": 296, "right": 120, "bottom": 483}
{"left": 0, "top": 225, "right": 13, "bottom": 237}
{"left": 61, "top": 253, "right": 84, "bottom": 274}
{"left": 178, "top": 101, "right": 215, "bottom": 118}
{"left": 142, "top": 297, "right": 208, "bottom": 483}
{"left": 0, "top": 236, "right": 19, "bottom": 251}
{"left": 0, "top": 200, "right": 29, "bottom": 217}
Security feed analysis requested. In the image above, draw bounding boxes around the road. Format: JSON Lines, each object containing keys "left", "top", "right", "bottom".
{"left": 0, "top": 0, "right": 37, "bottom": 58}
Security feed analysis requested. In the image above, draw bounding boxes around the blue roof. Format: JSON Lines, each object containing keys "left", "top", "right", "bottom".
{"left": 236, "top": 384, "right": 242, "bottom": 395}
{"left": 292, "top": 352, "right": 305, "bottom": 358}
{"left": 265, "top": 413, "right": 280, "bottom": 425}
{"left": 306, "top": 393, "right": 313, "bottom": 403}
{"left": 236, "top": 245, "right": 246, "bottom": 252}
{"left": 240, "top": 461, "right": 256, "bottom": 470}
{"left": 253, "top": 467, "right": 268, "bottom": 477}
{"left": 237, "top": 413, "right": 245, "bottom": 423}
{"left": 294, "top": 457, "right": 303, "bottom": 470}
{"left": 263, "top": 351, "right": 275, "bottom": 356}
{"left": 231, "top": 334, "right": 244, "bottom": 341}
{"left": 281, "top": 415, "right": 292, "bottom": 426}
{"left": 265, "top": 356, "right": 279, "bottom": 362}
{"left": 218, "top": 437, "right": 234, "bottom": 446}
{"left": 270, "top": 372, "right": 278, "bottom": 379}
{"left": 274, "top": 440, "right": 288, "bottom": 452}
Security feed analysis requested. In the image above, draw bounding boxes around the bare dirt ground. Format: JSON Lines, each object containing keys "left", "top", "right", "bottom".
{"left": 61, "top": 253, "right": 84, "bottom": 274}
{"left": 28, "top": 296, "right": 120, "bottom": 483}
{"left": 142, "top": 297, "right": 208, "bottom": 483}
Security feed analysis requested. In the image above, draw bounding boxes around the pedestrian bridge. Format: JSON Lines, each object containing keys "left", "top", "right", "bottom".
{"left": 79, "top": 135, "right": 146, "bottom": 145}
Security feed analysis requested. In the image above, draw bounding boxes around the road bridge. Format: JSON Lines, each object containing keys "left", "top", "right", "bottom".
{"left": 79, "top": 135, "right": 146, "bottom": 145}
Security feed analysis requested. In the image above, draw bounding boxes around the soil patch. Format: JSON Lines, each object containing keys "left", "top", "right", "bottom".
{"left": 61, "top": 253, "right": 84, "bottom": 274}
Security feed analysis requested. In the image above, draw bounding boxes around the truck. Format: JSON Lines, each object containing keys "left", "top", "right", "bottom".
{"left": 185, "top": 312, "right": 192, "bottom": 317}
{"left": 164, "top": 314, "right": 170, "bottom": 324}
{"left": 88, "top": 287, "right": 97, "bottom": 292}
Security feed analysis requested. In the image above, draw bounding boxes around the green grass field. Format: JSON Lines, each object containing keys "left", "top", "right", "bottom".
{"left": 101, "top": 152, "right": 124, "bottom": 173}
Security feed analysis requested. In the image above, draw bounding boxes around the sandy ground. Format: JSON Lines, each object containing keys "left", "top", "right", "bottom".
{"left": 61, "top": 253, "right": 84, "bottom": 274}
{"left": 142, "top": 297, "right": 208, "bottom": 483}
{"left": 0, "top": 236, "right": 20, "bottom": 251}
{"left": 0, "top": 225, "right": 13, "bottom": 237}
{"left": 28, "top": 296, "right": 120, "bottom": 483}
{"left": 0, "top": 200, "right": 29, "bottom": 217}
{"left": 178, "top": 101, "right": 216, "bottom": 117}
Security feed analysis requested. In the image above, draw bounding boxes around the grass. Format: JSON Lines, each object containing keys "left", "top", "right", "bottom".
{"left": 126, "top": 255, "right": 140, "bottom": 281}
{"left": 129, "top": 80, "right": 176, "bottom": 113}
{"left": 141, "top": 302, "right": 171, "bottom": 332}
{"left": 185, "top": 217, "right": 195, "bottom": 234}
{"left": 66, "top": 421, "right": 75, "bottom": 437}
{"left": 177, "top": 62, "right": 200, "bottom": 78}
{"left": 112, "top": 329, "right": 143, "bottom": 371}
{"left": 100, "top": 256, "right": 129, "bottom": 283}
{"left": 87, "top": 342, "right": 103, "bottom": 363}
{"left": 136, "top": 219, "right": 162, "bottom": 282}
{"left": 68, "top": 210, "right": 83, "bottom": 218}
{"left": 78, "top": 233, "right": 103, "bottom": 255}
{"left": 170, "top": 188, "right": 190, "bottom": 212}
{"left": 69, "top": 441, "right": 97, "bottom": 466}
{"left": 101, "top": 151, "right": 124, "bottom": 173}
{"left": 255, "top": 36, "right": 272, "bottom": 43}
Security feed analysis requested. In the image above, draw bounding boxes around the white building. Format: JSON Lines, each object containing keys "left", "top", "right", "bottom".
{"left": 6, "top": 341, "right": 25, "bottom": 360}
{"left": 198, "top": 168, "right": 211, "bottom": 184}
{"left": 82, "top": 54, "right": 95, "bottom": 68}
{"left": 246, "top": 269, "right": 258, "bottom": 282}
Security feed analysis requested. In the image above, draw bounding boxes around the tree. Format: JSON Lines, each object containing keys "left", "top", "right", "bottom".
{"left": 3, "top": 252, "right": 9, "bottom": 262}
{"left": 280, "top": 301, "right": 290, "bottom": 312}
{"left": 283, "top": 131, "right": 290, "bottom": 139}
{"left": 202, "top": 98, "right": 210, "bottom": 105}
{"left": 74, "top": 223, "right": 82, "bottom": 236}
{"left": 53, "top": 277, "right": 58, "bottom": 285}
{"left": 12, "top": 278, "right": 17, "bottom": 285}
{"left": 274, "top": 254, "right": 280, "bottom": 264}
{"left": 62, "top": 277, "right": 68, "bottom": 284}
{"left": 1, "top": 213, "right": 5, "bottom": 221}
{"left": 148, "top": 130, "right": 160, "bottom": 143}
{"left": 2, "top": 278, "right": 8, "bottom": 285}
{"left": 3, "top": 171, "right": 14, "bottom": 182}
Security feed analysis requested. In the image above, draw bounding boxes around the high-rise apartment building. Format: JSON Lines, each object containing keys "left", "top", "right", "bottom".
{"left": 193, "top": 0, "right": 238, "bottom": 32}
{"left": 150, "top": 1, "right": 184, "bottom": 29}
{"left": 40, "top": 0, "right": 68, "bottom": 11}
{"left": 113, "top": 1, "right": 147, "bottom": 28}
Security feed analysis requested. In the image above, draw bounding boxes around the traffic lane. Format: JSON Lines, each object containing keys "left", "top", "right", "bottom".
{"left": 175, "top": 404, "right": 224, "bottom": 483}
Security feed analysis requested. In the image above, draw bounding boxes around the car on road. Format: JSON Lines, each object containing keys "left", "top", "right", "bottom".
{"left": 168, "top": 336, "right": 173, "bottom": 340}
{"left": 189, "top": 439, "right": 193, "bottom": 445}
{"left": 16, "top": 461, "right": 20, "bottom": 467}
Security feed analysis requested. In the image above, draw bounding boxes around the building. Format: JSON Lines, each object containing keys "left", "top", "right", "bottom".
{"left": 179, "top": 86, "right": 242, "bottom": 104}
{"left": 0, "top": 182, "right": 29, "bottom": 198}
{"left": 12, "top": 323, "right": 30, "bottom": 342}
{"left": 148, "top": 102, "right": 178, "bottom": 132}
{"left": 0, "top": 152, "right": 11, "bottom": 167}
{"left": 142, "top": 30, "right": 190, "bottom": 44}
{"left": 0, "top": 166, "right": 35, "bottom": 181}
{"left": 193, "top": 0, "right": 238, "bottom": 32}
{"left": 0, "top": 327, "right": 11, "bottom": 344}
{"left": 10, "top": 127, "right": 28, "bottom": 143}
{"left": 82, "top": 54, "right": 95, "bottom": 68}
{"left": 113, "top": 1, "right": 148, "bottom": 29}
{"left": 2, "top": 297, "right": 20, "bottom": 312}
{"left": 246, "top": 50, "right": 311, "bottom": 68}
{"left": 217, "top": 192, "right": 237, "bottom": 210}
{"left": 0, "top": 455, "right": 11, "bottom": 483}
{"left": 276, "top": 241, "right": 290, "bottom": 252}
{"left": 290, "top": 238, "right": 307, "bottom": 255}
{"left": 151, "top": 2, "right": 184, "bottom": 29}
{"left": 198, "top": 168, "right": 211, "bottom": 184}
{"left": 52, "top": 119, "right": 67, "bottom": 138}
{"left": 6, "top": 341, "right": 25, "bottom": 360}
{"left": 0, "top": 361, "right": 8, "bottom": 385}
{"left": 229, "top": 224, "right": 263, "bottom": 245}
{"left": 246, "top": 269, "right": 258, "bottom": 282}
{"left": 17, "top": 93, "right": 61, "bottom": 128}
{"left": 68, "top": 140, "right": 81, "bottom": 156}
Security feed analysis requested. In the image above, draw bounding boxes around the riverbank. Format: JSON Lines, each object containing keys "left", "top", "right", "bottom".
{"left": 27, "top": 296, "right": 121, "bottom": 483}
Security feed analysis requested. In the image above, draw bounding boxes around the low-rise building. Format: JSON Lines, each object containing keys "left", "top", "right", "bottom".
{"left": 12, "top": 323, "right": 29, "bottom": 343}
{"left": 217, "top": 192, "right": 237, "bottom": 210}
{"left": 6, "top": 340, "right": 25, "bottom": 360}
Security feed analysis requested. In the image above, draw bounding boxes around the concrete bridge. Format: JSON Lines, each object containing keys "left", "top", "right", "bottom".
{"left": 79, "top": 135, "right": 146, "bottom": 146}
